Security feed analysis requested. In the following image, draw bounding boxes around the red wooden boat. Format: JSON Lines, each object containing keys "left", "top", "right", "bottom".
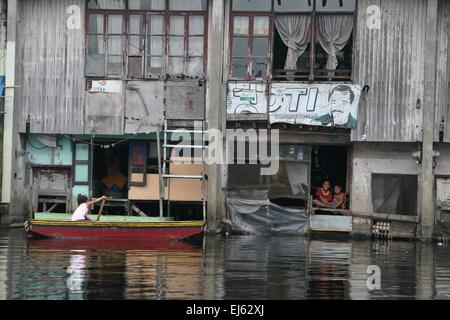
{"left": 25, "top": 213, "right": 205, "bottom": 241}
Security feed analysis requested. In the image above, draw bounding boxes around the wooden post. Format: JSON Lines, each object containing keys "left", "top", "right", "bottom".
{"left": 96, "top": 199, "right": 105, "bottom": 222}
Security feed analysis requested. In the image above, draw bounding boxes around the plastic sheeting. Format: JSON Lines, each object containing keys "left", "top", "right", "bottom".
{"left": 226, "top": 190, "right": 308, "bottom": 235}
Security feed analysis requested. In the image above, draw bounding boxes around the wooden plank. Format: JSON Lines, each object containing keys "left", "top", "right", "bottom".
{"left": 309, "top": 215, "right": 353, "bottom": 233}
{"left": 311, "top": 207, "right": 419, "bottom": 223}
{"left": 131, "top": 205, "right": 148, "bottom": 217}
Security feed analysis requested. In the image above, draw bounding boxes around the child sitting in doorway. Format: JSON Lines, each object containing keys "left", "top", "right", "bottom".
{"left": 71, "top": 194, "right": 108, "bottom": 222}
{"left": 313, "top": 180, "right": 333, "bottom": 208}
{"left": 332, "top": 185, "right": 347, "bottom": 210}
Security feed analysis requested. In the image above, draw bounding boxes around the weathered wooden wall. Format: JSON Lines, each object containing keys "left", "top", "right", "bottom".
{"left": 17, "top": 0, "right": 85, "bottom": 134}
{"left": 352, "top": 0, "right": 427, "bottom": 142}
{"left": 437, "top": 0, "right": 450, "bottom": 142}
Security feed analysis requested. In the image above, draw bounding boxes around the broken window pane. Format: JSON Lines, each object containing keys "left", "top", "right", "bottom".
{"left": 87, "top": 0, "right": 125, "bottom": 9}
{"left": 168, "top": 57, "right": 184, "bottom": 74}
{"left": 231, "top": 37, "right": 248, "bottom": 78}
{"left": 129, "top": 36, "right": 142, "bottom": 55}
{"left": 252, "top": 37, "right": 268, "bottom": 78}
{"left": 187, "top": 58, "right": 203, "bottom": 77}
{"left": 87, "top": 35, "right": 105, "bottom": 76}
{"left": 232, "top": 0, "right": 271, "bottom": 11}
{"left": 275, "top": 0, "right": 313, "bottom": 12}
{"left": 315, "top": 0, "right": 356, "bottom": 12}
{"left": 169, "top": 37, "right": 184, "bottom": 56}
{"left": 169, "top": 0, "right": 207, "bottom": 10}
{"left": 189, "top": 36, "right": 203, "bottom": 56}
{"left": 88, "top": 14, "right": 104, "bottom": 33}
{"left": 128, "top": 0, "right": 165, "bottom": 10}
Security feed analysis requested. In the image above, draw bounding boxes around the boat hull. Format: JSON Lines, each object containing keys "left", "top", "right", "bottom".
{"left": 25, "top": 219, "right": 205, "bottom": 241}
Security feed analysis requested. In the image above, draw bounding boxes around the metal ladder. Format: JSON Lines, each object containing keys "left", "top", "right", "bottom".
{"left": 157, "top": 120, "right": 207, "bottom": 221}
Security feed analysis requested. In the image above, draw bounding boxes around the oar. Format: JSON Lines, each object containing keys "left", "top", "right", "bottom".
{"left": 96, "top": 199, "right": 106, "bottom": 222}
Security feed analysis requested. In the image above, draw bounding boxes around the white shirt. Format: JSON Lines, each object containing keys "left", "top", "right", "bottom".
{"left": 71, "top": 203, "right": 89, "bottom": 221}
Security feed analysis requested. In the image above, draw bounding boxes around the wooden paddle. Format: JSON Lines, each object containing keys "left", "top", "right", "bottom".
{"left": 96, "top": 199, "right": 106, "bottom": 222}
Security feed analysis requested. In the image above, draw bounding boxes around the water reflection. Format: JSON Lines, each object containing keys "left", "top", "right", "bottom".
{"left": 1, "top": 228, "right": 450, "bottom": 299}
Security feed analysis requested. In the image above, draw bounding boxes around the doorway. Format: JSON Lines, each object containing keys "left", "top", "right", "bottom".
{"left": 92, "top": 142, "right": 129, "bottom": 200}
{"left": 310, "top": 145, "right": 349, "bottom": 194}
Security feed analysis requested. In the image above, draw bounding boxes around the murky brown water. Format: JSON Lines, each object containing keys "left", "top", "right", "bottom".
{"left": 0, "top": 228, "right": 449, "bottom": 300}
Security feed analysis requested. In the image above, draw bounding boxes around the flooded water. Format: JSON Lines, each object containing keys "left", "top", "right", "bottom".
{"left": 0, "top": 227, "right": 449, "bottom": 300}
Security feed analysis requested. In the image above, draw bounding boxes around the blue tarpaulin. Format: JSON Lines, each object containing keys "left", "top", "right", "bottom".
{"left": 0, "top": 76, "right": 5, "bottom": 96}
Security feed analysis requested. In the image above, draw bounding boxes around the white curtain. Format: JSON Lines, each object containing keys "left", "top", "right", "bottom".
{"left": 317, "top": 15, "right": 353, "bottom": 70}
{"left": 275, "top": 15, "right": 311, "bottom": 70}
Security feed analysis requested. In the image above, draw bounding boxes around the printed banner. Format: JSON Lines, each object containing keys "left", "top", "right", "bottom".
{"left": 227, "top": 82, "right": 361, "bottom": 128}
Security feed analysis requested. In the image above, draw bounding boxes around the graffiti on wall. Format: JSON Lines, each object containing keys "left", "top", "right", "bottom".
{"left": 227, "top": 83, "right": 267, "bottom": 118}
{"left": 227, "top": 82, "right": 361, "bottom": 129}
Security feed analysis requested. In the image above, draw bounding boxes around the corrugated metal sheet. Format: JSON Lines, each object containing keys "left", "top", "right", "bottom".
{"left": 17, "top": 0, "right": 85, "bottom": 134}
{"left": 437, "top": 0, "right": 450, "bottom": 142}
{"left": 352, "top": 0, "right": 426, "bottom": 142}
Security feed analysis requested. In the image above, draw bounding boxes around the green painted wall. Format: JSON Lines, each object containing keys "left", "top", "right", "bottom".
{"left": 26, "top": 135, "right": 73, "bottom": 166}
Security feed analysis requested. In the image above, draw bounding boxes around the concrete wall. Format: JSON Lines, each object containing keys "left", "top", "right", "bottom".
{"left": 351, "top": 142, "right": 419, "bottom": 214}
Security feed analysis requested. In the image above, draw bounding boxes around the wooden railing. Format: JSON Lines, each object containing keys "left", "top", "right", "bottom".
{"left": 307, "top": 197, "right": 419, "bottom": 224}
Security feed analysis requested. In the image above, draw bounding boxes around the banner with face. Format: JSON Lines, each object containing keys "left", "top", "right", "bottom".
{"left": 269, "top": 83, "right": 360, "bottom": 128}
{"left": 226, "top": 82, "right": 361, "bottom": 129}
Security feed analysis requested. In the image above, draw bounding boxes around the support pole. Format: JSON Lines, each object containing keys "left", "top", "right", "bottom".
{"left": 1, "top": 0, "right": 17, "bottom": 205}
{"left": 156, "top": 126, "right": 164, "bottom": 219}
{"left": 420, "top": 0, "right": 438, "bottom": 240}
{"left": 206, "top": 0, "right": 225, "bottom": 233}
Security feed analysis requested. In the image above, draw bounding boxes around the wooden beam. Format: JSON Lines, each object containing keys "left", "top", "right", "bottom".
{"left": 47, "top": 204, "right": 58, "bottom": 213}
{"left": 131, "top": 205, "right": 148, "bottom": 217}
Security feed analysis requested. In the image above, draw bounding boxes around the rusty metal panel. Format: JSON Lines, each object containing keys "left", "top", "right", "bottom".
{"left": 33, "top": 167, "right": 71, "bottom": 196}
{"left": 125, "top": 81, "right": 164, "bottom": 134}
{"left": 352, "top": 0, "right": 426, "bottom": 142}
{"left": 437, "top": 0, "right": 450, "bottom": 142}
{"left": 85, "top": 80, "right": 124, "bottom": 134}
{"left": 17, "top": 0, "right": 85, "bottom": 134}
{"left": 166, "top": 81, "right": 205, "bottom": 120}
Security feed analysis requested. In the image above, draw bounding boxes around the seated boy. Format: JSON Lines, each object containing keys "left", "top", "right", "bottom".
{"left": 71, "top": 194, "right": 108, "bottom": 222}
{"left": 313, "top": 180, "right": 333, "bottom": 208}
{"left": 333, "top": 185, "right": 347, "bottom": 209}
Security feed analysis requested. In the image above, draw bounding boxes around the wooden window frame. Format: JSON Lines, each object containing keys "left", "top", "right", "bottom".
{"left": 72, "top": 142, "right": 91, "bottom": 186}
{"left": 85, "top": 0, "right": 208, "bottom": 80}
{"left": 229, "top": 0, "right": 357, "bottom": 82}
